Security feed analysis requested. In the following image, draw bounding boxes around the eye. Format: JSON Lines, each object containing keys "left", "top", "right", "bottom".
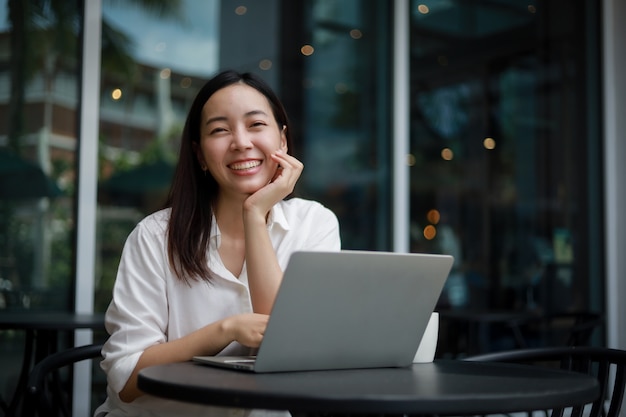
{"left": 209, "top": 127, "right": 227, "bottom": 135}
{"left": 250, "top": 121, "right": 268, "bottom": 129}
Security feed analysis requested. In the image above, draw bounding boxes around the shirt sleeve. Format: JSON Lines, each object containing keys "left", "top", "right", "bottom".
{"left": 100, "top": 218, "right": 170, "bottom": 396}
{"left": 300, "top": 202, "right": 342, "bottom": 252}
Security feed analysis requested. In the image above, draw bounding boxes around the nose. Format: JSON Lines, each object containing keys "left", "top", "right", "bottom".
{"left": 230, "top": 128, "right": 253, "bottom": 151}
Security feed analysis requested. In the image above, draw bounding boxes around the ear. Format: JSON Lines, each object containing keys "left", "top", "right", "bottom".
{"left": 280, "top": 125, "right": 288, "bottom": 152}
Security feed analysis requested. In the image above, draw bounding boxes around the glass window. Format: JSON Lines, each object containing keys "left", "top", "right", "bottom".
{"left": 409, "top": 0, "right": 603, "bottom": 353}
{"left": 0, "top": 3, "right": 79, "bottom": 306}
{"left": 0, "top": 0, "right": 81, "bottom": 408}
{"left": 292, "top": 0, "right": 393, "bottom": 250}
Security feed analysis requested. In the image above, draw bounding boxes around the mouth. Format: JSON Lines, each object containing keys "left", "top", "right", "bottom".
{"left": 228, "top": 160, "right": 262, "bottom": 171}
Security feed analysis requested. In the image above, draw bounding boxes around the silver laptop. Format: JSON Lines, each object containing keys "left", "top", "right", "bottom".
{"left": 193, "top": 250, "right": 453, "bottom": 373}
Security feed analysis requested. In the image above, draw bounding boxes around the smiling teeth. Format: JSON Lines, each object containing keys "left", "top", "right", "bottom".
{"left": 230, "top": 160, "right": 261, "bottom": 170}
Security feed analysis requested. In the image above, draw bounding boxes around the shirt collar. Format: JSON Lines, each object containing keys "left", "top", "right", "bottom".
{"left": 267, "top": 202, "right": 291, "bottom": 232}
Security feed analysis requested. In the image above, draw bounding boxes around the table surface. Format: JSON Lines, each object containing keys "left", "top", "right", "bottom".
{"left": 0, "top": 311, "right": 105, "bottom": 330}
{"left": 138, "top": 360, "right": 599, "bottom": 415}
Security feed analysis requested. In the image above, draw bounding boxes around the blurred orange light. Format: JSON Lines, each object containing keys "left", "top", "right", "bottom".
{"left": 484, "top": 137, "right": 496, "bottom": 149}
{"left": 350, "top": 29, "right": 362, "bottom": 39}
{"left": 427, "top": 209, "right": 440, "bottom": 224}
{"left": 441, "top": 148, "right": 454, "bottom": 160}
{"left": 424, "top": 225, "right": 437, "bottom": 240}
{"left": 301, "top": 45, "right": 315, "bottom": 56}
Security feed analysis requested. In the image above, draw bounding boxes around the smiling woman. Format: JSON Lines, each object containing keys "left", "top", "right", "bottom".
{"left": 94, "top": 70, "right": 341, "bottom": 417}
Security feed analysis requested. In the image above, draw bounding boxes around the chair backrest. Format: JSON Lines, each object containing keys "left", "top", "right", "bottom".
{"left": 25, "top": 343, "right": 104, "bottom": 417}
{"left": 465, "top": 346, "right": 626, "bottom": 417}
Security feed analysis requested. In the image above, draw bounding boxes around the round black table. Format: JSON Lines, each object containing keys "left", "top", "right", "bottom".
{"left": 0, "top": 311, "right": 105, "bottom": 416}
{"left": 138, "top": 360, "right": 599, "bottom": 415}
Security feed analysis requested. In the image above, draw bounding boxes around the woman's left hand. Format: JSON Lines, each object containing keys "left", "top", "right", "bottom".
{"left": 243, "top": 149, "right": 303, "bottom": 218}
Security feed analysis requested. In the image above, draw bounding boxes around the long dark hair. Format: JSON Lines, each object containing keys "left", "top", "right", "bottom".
{"left": 165, "top": 70, "right": 293, "bottom": 283}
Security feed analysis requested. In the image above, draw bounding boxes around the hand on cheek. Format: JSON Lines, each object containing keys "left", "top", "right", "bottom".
{"left": 271, "top": 165, "right": 284, "bottom": 183}
{"left": 270, "top": 150, "right": 302, "bottom": 189}
{"left": 243, "top": 150, "right": 303, "bottom": 218}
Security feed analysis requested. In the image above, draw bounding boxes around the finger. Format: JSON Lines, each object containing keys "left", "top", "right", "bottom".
{"left": 270, "top": 156, "right": 301, "bottom": 183}
{"left": 271, "top": 166, "right": 283, "bottom": 183}
{"left": 271, "top": 151, "right": 303, "bottom": 169}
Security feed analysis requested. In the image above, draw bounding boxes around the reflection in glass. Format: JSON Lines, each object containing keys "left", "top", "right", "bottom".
{"left": 0, "top": 0, "right": 81, "bottom": 311}
{"left": 0, "top": 0, "right": 83, "bottom": 411}
{"left": 298, "top": 0, "right": 392, "bottom": 250}
{"left": 410, "top": 0, "right": 603, "bottom": 354}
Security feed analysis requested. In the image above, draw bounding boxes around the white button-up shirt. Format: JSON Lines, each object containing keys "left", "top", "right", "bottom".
{"left": 95, "top": 198, "right": 341, "bottom": 417}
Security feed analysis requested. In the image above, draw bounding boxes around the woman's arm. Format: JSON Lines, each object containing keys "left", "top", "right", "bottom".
{"left": 243, "top": 150, "right": 303, "bottom": 313}
{"left": 104, "top": 215, "right": 270, "bottom": 404}
{"left": 243, "top": 209, "right": 284, "bottom": 314}
{"left": 119, "top": 313, "right": 268, "bottom": 402}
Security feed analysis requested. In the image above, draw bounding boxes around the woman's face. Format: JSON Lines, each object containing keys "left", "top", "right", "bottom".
{"left": 196, "top": 83, "right": 287, "bottom": 199}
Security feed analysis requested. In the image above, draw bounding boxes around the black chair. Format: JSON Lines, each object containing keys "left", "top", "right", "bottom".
{"left": 465, "top": 346, "right": 626, "bottom": 417}
{"left": 24, "top": 343, "right": 104, "bottom": 417}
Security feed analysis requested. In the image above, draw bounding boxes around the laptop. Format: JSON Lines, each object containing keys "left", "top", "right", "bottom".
{"left": 193, "top": 250, "right": 453, "bottom": 373}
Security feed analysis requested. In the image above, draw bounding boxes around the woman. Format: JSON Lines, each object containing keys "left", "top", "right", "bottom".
{"left": 95, "top": 70, "right": 341, "bottom": 416}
